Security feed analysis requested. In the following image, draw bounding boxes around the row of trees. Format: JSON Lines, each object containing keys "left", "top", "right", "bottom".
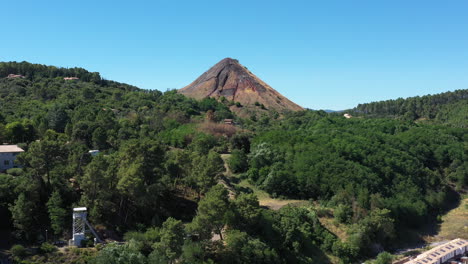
{"left": 352, "top": 89, "right": 468, "bottom": 123}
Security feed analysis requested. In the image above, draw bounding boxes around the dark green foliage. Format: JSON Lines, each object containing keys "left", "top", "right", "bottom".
{"left": 181, "top": 241, "right": 208, "bottom": 264}
{"left": 187, "top": 151, "right": 225, "bottom": 197}
{"left": 227, "top": 150, "right": 248, "bottom": 173}
{"left": 188, "top": 185, "right": 230, "bottom": 240}
{"left": 47, "top": 191, "right": 67, "bottom": 236}
{"left": 353, "top": 89, "right": 468, "bottom": 124}
{"left": 152, "top": 217, "right": 185, "bottom": 263}
{"left": 222, "top": 229, "right": 281, "bottom": 264}
{"left": 230, "top": 133, "right": 251, "bottom": 153}
{"left": 248, "top": 111, "right": 466, "bottom": 226}
{"left": 10, "top": 193, "right": 37, "bottom": 240}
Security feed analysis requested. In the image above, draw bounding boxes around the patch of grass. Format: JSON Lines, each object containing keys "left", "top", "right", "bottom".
{"left": 434, "top": 198, "right": 468, "bottom": 240}
{"left": 236, "top": 179, "right": 307, "bottom": 210}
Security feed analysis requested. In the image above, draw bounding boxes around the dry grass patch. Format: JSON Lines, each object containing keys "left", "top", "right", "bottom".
{"left": 236, "top": 180, "right": 307, "bottom": 210}
{"left": 431, "top": 197, "right": 468, "bottom": 241}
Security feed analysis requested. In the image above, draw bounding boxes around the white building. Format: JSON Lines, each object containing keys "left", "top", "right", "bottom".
{"left": 88, "top": 150, "right": 100, "bottom": 156}
{"left": 0, "top": 145, "right": 24, "bottom": 172}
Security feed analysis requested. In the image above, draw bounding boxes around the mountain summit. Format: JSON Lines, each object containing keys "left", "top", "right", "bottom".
{"left": 179, "top": 58, "right": 303, "bottom": 116}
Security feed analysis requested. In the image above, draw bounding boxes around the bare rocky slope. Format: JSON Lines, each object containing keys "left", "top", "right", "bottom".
{"left": 179, "top": 58, "right": 303, "bottom": 117}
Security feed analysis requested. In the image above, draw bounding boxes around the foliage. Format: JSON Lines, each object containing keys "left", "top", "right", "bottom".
{"left": 47, "top": 191, "right": 67, "bottom": 236}
{"left": 374, "top": 251, "right": 394, "bottom": 264}
{"left": 39, "top": 242, "right": 57, "bottom": 254}
{"left": 352, "top": 89, "right": 468, "bottom": 125}
{"left": 152, "top": 217, "right": 185, "bottom": 263}
{"left": 10, "top": 244, "right": 27, "bottom": 258}
{"left": 1, "top": 61, "right": 466, "bottom": 263}
{"left": 92, "top": 243, "right": 147, "bottom": 264}
{"left": 188, "top": 185, "right": 230, "bottom": 240}
{"left": 227, "top": 149, "right": 248, "bottom": 173}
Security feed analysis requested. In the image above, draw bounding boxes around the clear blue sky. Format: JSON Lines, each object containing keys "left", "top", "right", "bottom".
{"left": 1, "top": 0, "right": 468, "bottom": 110}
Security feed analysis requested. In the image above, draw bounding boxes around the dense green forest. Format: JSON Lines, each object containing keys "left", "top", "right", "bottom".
{"left": 350, "top": 89, "right": 468, "bottom": 127}
{"left": 0, "top": 62, "right": 466, "bottom": 264}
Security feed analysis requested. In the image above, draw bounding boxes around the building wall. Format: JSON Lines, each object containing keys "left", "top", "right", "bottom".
{"left": 0, "top": 152, "right": 21, "bottom": 171}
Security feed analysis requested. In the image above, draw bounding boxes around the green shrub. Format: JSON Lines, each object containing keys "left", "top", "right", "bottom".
{"left": 11, "top": 244, "right": 27, "bottom": 258}
{"left": 40, "top": 242, "right": 56, "bottom": 254}
{"left": 374, "top": 251, "right": 393, "bottom": 264}
{"left": 228, "top": 150, "right": 248, "bottom": 173}
{"left": 334, "top": 204, "right": 353, "bottom": 224}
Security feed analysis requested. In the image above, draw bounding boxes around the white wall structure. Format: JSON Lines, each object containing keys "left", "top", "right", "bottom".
{"left": 0, "top": 145, "right": 24, "bottom": 172}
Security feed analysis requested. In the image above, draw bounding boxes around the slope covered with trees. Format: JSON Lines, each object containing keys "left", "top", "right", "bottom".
{"left": 0, "top": 61, "right": 466, "bottom": 264}
{"left": 351, "top": 89, "right": 468, "bottom": 126}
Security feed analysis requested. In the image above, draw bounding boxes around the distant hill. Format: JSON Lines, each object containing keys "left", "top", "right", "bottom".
{"left": 179, "top": 58, "right": 303, "bottom": 117}
{"left": 351, "top": 89, "right": 468, "bottom": 127}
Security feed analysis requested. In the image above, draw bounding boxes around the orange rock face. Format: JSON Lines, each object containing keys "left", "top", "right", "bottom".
{"left": 179, "top": 58, "right": 303, "bottom": 116}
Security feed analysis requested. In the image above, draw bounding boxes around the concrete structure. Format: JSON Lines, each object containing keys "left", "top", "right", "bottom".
{"left": 404, "top": 238, "right": 468, "bottom": 264}
{"left": 71, "top": 207, "right": 103, "bottom": 247}
{"left": 0, "top": 145, "right": 24, "bottom": 172}
{"left": 72, "top": 207, "right": 87, "bottom": 247}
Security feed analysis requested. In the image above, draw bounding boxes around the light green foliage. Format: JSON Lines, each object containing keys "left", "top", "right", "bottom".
{"left": 334, "top": 204, "right": 353, "bottom": 224}
{"left": 190, "top": 133, "right": 218, "bottom": 154}
{"left": 92, "top": 243, "right": 147, "bottom": 264}
{"left": 124, "top": 227, "right": 161, "bottom": 256}
{"left": 152, "top": 217, "right": 185, "bottom": 263}
{"left": 10, "top": 244, "right": 27, "bottom": 258}
{"left": 40, "top": 242, "right": 57, "bottom": 254}
{"left": 374, "top": 251, "right": 394, "bottom": 264}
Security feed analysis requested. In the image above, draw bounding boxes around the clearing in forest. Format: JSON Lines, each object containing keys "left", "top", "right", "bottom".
{"left": 428, "top": 197, "right": 468, "bottom": 241}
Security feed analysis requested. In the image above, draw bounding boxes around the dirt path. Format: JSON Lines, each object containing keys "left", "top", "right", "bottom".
{"left": 219, "top": 154, "right": 236, "bottom": 199}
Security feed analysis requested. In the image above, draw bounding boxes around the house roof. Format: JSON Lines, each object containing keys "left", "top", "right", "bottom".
{"left": 0, "top": 145, "right": 24, "bottom": 153}
{"left": 404, "top": 238, "right": 468, "bottom": 264}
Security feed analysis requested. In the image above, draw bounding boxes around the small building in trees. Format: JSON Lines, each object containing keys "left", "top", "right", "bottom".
{"left": 64, "top": 77, "right": 79, "bottom": 80}
{"left": 0, "top": 145, "right": 24, "bottom": 172}
{"left": 224, "top": 119, "right": 234, "bottom": 125}
{"left": 6, "top": 74, "right": 25, "bottom": 79}
{"left": 88, "top": 150, "right": 100, "bottom": 156}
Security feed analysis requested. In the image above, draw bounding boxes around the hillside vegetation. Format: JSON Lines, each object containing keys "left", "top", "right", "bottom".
{"left": 351, "top": 89, "right": 468, "bottom": 127}
{"left": 0, "top": 61, "right": 466, "bottom": 264}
